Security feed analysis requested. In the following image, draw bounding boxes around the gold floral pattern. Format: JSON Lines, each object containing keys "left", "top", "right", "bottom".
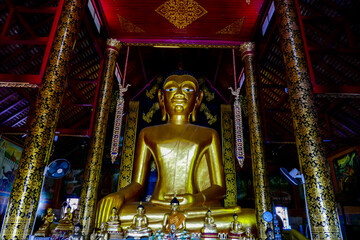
{"left": 240, "top": 42, "right": 271, "bottom": 239}
{"left": 216, "top": 18, "right": 244, "bottom": 35}
{"left": 274, "top": 0, "right": 341, "bottom": 238}
{"left": 221, "top": 105, "right": 238, "bottom": 207}
{"left": 0, "top": 0, "right": 84, "bottom": 239}
{"left": 79, "top": 40, "right": 121, "bottom": 237}
{"left": 155, "top": 0, "right": 207, "bottom": 29}
{"left": 117, "top": 15, "right": 145, "bottom": 33}
{"left": 143, "top": 102, "right": 160, "bottom": 123}
{"left": 118, "top": 101, "right": 140, "bottom": 190}
{"left": 199, "top": 103, "right": 217, "bottom": 125}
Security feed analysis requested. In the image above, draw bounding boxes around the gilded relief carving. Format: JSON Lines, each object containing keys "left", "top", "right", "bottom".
{"left": 117, "top": 15, "right": 145, "bottom": 33}
{"left": 156, "top": 0, "right": 207, "bottom": 29}
{"left": 142, "top": 102, "right": 160, "bottom": 123}
{"left": 217, "top": 18, "right": 244, "bottom": 35}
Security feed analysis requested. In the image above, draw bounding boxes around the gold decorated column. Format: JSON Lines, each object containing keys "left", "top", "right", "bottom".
{"left": 274, "top": 0, "right": 342, "bottom": 239}
{"left": 240, "top": 42, "right": 271, "bottom": 240}
{"left": 79, "top": 39, "right": 122, "bottom": 237}
{"left": 0, "top": 0, "right": 84, "bottom": 239}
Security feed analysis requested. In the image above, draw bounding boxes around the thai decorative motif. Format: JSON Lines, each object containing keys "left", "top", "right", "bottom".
{"left": 0, "top": 82, "right": 39, "bottom": 88}
{"left": 240, "top": 42, "right": 271, "bottom": 239}
{"left": 117, "top": 15, "right": 145, "bottom": 33}
{"left": 156, "top": 0, "right": 207, "bottom": 29}
{"left": 220, "top": 105, "right": 237, "bottom": 207}
{"left": 118, "top": 101, "right": 140, "bottom": 190}
{"left": 274, "top": 0, "right": 341, "bottom": 238}
{"left": 79, "top": 38, "right": 121, "bottom": 237}
{"left": 0, "top": 0, "right": 84, "bottom": 239}
{"left": 199, "top": 103, "right": 217, "bottom": 125}
{"left": 145, "top": 77, "right": 162, "bottom": 99}
{"left": 111, "top": 84, "right": 131, "bottom": 163}
{"left": 122, "top": 42, "right": 238, "bottom": 49}
{"left": 202, "top": 86, "right": 215, "bottom": 102}
{"left": 228, "top": 87, "right": 245, "bottom": 168}
{"left": 143, "top": 102, "right": 160, "bottom": 123}
{"left": 217, "top": 18, "right": 244, "bottom": 35}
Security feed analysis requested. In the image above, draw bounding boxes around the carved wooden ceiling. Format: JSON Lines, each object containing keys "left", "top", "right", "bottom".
{"left": 99, "top": 0, "right": 264, "bottom": 45}
{"left": 0, "top": 0, "right": 359, "bottom": 167}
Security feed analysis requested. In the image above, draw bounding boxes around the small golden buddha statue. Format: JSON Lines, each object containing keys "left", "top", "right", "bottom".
{"left": 163, "top": 197, "right": 186, "bottom": 233}
{"left": 228, "top": 213, "right": 244, "bottom": 239}
{"left": 125, "top": 202, "right": 152, "bottom": 239}
{"left": 69, "top": 224, "right": 85, "bottom": 240}
{"left": 106, "top": 207, "right": 123, "bottom": 238}
{"left": 90, "top": 222, "right": 109, "bottom": 240}
{"left": 55, "top": 207, "right": 73, "bottom": 232}
{"left": 201, "top": 210, "right": 218, "bottom": 239}
{"left": 95, "top": 73, "right": 253, "bottom": 231}
{"left": 243, "top": 227, "right": 255, "bottom": 240}
{"left": 34, "top": 207, "right": 55, "bottom": 237}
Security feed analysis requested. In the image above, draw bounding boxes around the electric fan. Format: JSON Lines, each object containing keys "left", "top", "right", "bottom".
{"left": 46, "top": 159, "right": 71, "bottom": 179}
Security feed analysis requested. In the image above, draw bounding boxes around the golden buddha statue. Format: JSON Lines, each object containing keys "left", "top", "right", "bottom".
{"left": 69, "top": 224, "right": 85, "bottom": 240}
{"left": 55, "top": 207, "right": 73, "bottom": 232}
{"left": 125, "top": 202, "right": 152, "bottom": 239}
{"left": 243, "top": 227, "right": 255, "bottom": 240}
{"left": 228, "top": 213, "right": 244, "bottom": 240}
{"left": 106, "top": 207, "right": 123, "bottom": 238}
{"left": 34, "top": 207, "right": 55, "bottom": 237}
{"left": 95, "top": 73, "right": 254, "bottom": 231}
{"left": 201, "top": 210, "right": 218, "bottom": 239}
{"left": 90, "top": 222, "right": 109, "bottom": 240}
{"left": 163, "top": 197, "right": 186, "bottom": 233}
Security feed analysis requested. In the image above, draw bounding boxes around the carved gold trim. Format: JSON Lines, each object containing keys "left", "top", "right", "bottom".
{"left": 106, "top": 38, "right": 122, "bottom": 53}
{"left": 122, "top": 42, "right": 239, "bottom": 49}
{"left": 216, "top": 18, "right": 244, "bottom": 35}
{"left": 0, "top": 82, "right": 39, "bottom": 88}
{"left": 117, "top": 15, "right": 145, "bottom": 33}
{"left": 239, "top": 42, "right": 255, "bottom": 59}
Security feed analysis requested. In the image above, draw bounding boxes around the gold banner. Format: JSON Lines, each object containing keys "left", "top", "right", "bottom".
{"left": 118, "top": 101, "right": 140, "bottom": 190}
{"left": 220, "top": 104, "right": 237, "bottom": 207}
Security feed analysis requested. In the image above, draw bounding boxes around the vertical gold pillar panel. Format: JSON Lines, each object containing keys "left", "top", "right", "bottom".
{"left": 220, "top": 104, "right": 238, "bottom": 207}
{"left": 79, "top": 39, "right": 122, "bottom": 237}
{"left": 118, "top": 101, "right": 139, "bottom": 190}
{"left": 0, "top": 0, "right": 84, "bottom": 239}
{"left": 274, "top": 0, "right": 341, "bottom": 239}
{"left": 240, "top": 43, "right": 271, "bottom": 240}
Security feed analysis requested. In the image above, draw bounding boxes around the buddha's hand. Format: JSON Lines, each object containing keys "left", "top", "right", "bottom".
{"left": 95, "top": 192, "right": 125, "bottom": 228}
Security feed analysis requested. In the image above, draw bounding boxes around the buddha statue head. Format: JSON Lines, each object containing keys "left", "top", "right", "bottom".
{"left": 170, "top": 196, "right": 180, "bottom": 211}
{"left": 158, "top": 73, "right": 203, "bottom": 123}
{"left": 137, "top": 202, "right": 145, "bottom": 214}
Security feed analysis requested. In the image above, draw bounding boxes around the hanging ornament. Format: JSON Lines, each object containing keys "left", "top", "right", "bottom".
{"left": 229, "top": 87, "right": 245, "bottom": 168}
{"left": 111, "top": 84, "right": 130, "bottom": 163}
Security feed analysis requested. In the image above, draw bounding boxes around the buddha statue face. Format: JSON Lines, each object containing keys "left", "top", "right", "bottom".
{"left": 47, "top": 208, "right": 52, "bottom": 214}
{"left": 158, "top": 74, "right": 203, "bottom": 123}
{"left": 137, "top": 206, "right": 144, "bottom": 214}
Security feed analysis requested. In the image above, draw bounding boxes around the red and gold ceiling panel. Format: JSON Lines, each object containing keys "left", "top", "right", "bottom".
{"left": 97, "top": 0, "right": 265, "bottom": 46}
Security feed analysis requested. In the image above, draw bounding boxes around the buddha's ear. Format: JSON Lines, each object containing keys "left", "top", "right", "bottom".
{"left": 158, "top": 89, "right": 167, "bottom": 121}
{"left": 191, "top": 90, "right": 204, "bottom": 122}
